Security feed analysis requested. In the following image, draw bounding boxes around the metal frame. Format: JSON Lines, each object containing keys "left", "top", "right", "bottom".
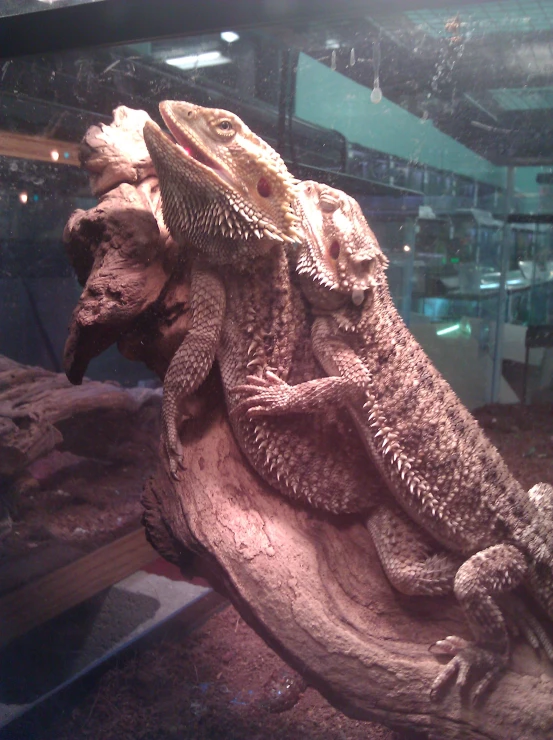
{"left": 0, "top": 0, "right": 504, "bottom": 60}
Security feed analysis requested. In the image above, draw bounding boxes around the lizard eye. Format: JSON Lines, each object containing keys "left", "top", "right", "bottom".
{"left": 329, "top": 240, "right": 340, "bottom": 260}
{"left": 217, "top": 119, "right": 233, "bottom": 131}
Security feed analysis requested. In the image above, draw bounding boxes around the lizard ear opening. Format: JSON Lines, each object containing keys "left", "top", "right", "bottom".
{"left": 257, "top": 177, "right": 272, "bottom": 198}
{"left": 329, "top": 241, "right": 341, "bottom": 260}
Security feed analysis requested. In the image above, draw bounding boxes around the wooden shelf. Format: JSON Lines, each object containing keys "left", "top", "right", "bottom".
{"left": 0, "top": 130, "right": 79, "bottom": 167}
{"left": 0, "top": 528, "right": 157, "bottom": 646}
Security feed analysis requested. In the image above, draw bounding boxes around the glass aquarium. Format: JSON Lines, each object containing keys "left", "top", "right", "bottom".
{"left": 2, "top": 1, "right": 553, "bottom": 737}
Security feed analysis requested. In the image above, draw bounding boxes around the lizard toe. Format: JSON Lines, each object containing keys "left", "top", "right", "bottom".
{"left": 430, "top": 639, "right": 507, "bottom": 703}
{"left": 501, "top": 595, "right": 553, "bottom": 661}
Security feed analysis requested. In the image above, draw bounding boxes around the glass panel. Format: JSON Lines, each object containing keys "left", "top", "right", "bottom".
{"left": 2, "top": 2, "right": 553, "bottom": 726}
{"left": 0, "top": 0, "right": 105, "bottom": 18}
{"left": 283, "top": 1, "right": 553, "bottom": 407}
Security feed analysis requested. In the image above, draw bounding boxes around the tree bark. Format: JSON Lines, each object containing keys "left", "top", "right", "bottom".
{"left": 62, "top": 106, "right": 553, "bottom": 739}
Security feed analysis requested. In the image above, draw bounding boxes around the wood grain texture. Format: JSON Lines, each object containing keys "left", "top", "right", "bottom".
{"left": 142, "top": 404, "right": 553, "bottom": 740}
{"left": 0, "top": 529, "right": 157, "bottom": 646}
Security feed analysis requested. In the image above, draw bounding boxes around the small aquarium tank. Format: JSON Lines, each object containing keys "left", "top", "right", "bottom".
{"left": 2, "top": 2, "right": 553, "bottom": 739}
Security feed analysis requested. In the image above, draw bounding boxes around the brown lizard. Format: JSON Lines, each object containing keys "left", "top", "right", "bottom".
{"left": 143, "top": 101, "right": 382, "bottom": 514}
{"left": 234, "top": 180, "right": 553, "bottom": 700}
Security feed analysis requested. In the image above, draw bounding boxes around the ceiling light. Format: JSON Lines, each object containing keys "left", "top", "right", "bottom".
{"left": 19, "top": 191, "right": 28, "bottom": 204}
{"left": 50, "top": 150, "right": 59, "bottom": 161}
{"left": 166, "top": 51, "right": 230, "bottom": 71}
{"left": 220, "top": 31, "right": 240, "bottom": 43}
{"left": 436, "top": 323, "right": 460, "bottom": 336}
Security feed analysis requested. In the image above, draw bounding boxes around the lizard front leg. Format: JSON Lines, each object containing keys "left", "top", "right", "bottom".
{"left": 430, "top": 543, "right": 528, "bottom": 703}
{"left": 163, "top": 265, "right": 226, "bottom": 478}
{"left": 232, "top": 369, "right": 366, "bottom": 417}
{"left": 232, "top": 317, "right": 371, "bottom": 418}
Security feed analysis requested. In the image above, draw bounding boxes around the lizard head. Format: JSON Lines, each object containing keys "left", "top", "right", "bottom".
{"left": 294, "top": 181, "right": 388, "bottom": 310}
{"left": 143, "top": 100, "right": 301, "bottom": 264}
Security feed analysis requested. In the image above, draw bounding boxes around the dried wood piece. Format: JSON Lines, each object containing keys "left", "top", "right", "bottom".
{"left": 80, "top": 106, "right": 157, "bottom": 197}
{"left": 0, "top": 355, "right": 161, "bottom": 478}
{"left": 142, "top": 404, "right": 553, "bottom": 740}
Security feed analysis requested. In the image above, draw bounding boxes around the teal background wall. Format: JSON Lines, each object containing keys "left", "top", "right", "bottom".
{"left": 295, "top": 53, "right": 505, "bottom": 189}
{"left": 514, "top": 167, "right": 553, "bottom": 213}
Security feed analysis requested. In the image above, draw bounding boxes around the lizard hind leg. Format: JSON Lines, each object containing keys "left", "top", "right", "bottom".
{"left": 430, "top": 543, "right": 528, "bottom": 703}
{"left": 366, "top": 505, "right": 459, "bottom": 597}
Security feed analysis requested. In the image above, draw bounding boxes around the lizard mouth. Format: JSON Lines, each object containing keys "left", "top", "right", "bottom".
{"left": 161, "top": 113, "right": 217, "bottom": 169}
{"left": 158, "top": 104, "right": 235, "bottom": 189}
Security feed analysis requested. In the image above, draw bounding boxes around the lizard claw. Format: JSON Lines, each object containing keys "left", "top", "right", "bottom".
{"left": 167, "top": 440, "right": 186, "bottom": 480}
{"left": 163, "top": 420, "right": 186, "bottom": 480}
{"left": 429, "top": 636, "right": 506, "bottom": 703}
{"left": 501, "top": 596, "right": 553, "bottom": 661}
{"left": 231, "top": 371, "right": 291, "bottom": 418}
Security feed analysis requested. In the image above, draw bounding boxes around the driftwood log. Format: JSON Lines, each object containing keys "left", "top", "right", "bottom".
{"left": 0, "top": 352, "right": 161, "bottom": 541}
{"left": 61, "top": 106, "right": 553, "bottom": 739}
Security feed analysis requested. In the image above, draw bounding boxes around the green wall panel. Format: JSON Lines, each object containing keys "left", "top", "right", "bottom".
{"left": 295, "top": 53, "right": 505, "bottom": 189}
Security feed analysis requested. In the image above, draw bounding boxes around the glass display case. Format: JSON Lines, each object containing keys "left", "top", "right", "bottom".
{"left": 3, "top": 1, "right": 553, "bottom": 737}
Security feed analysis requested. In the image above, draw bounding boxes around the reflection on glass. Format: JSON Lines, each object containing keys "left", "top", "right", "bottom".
{"left": 1, "top": 1, "right": 553, "bottom": 406}
{"left": 0, "top": 0, "right": 105, "bottom": 18}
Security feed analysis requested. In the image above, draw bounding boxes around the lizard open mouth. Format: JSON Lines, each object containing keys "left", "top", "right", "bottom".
{"left": 157, "top": 104, "right": 234, "bottom": 188}
{"left": 161, "top": 114, "right": 217, "bottom": 169}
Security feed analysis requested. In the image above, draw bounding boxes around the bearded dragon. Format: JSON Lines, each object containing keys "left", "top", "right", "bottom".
{"left": 234, "top": 180, "right": 553, "bottom": 700}
{"left": 143, "top": 101, "right": 383, "bottom": 514}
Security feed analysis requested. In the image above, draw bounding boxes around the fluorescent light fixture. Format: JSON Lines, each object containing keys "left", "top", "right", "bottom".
{"left": 220, "top": 31, "right": 240, "bottom": 43}
{"left": 436, "top": 323, "right": 460, "bottom": 336}
{"left": 166, "top": 51, "right": 230, "bottom": 71}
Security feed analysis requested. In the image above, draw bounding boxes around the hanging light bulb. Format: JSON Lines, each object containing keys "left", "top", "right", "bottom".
{"left": 371, "top": 87, "right": 382, "bottom": 104}
{"left": 371, "top": 36, "right": 382, "bottom": 104}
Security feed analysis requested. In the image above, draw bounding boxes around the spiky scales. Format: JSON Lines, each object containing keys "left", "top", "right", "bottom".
{"left": 235, "top": 180, "right": 553, "bottom": 700}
